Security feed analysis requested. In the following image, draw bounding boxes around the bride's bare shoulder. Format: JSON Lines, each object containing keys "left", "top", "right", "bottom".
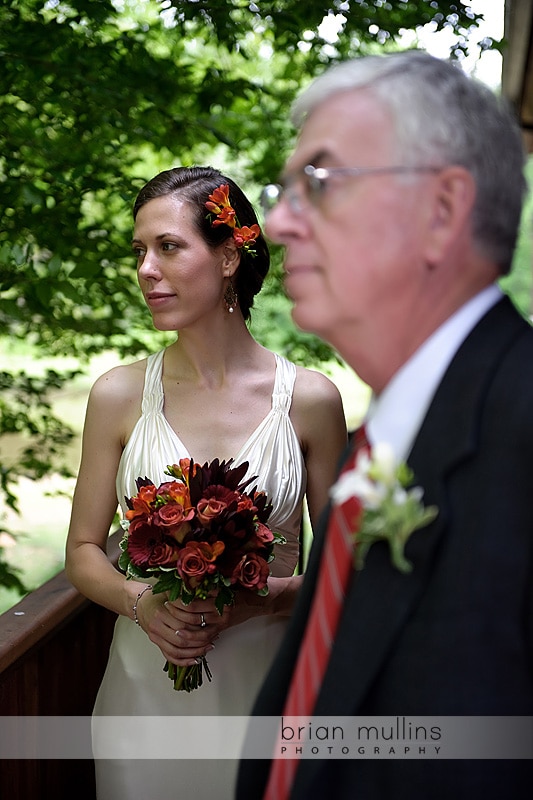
{"left": 87, "top": 358, "right": 148, "bottom": 411}
{"left": 293, "top": 363, "right": 344, "bottom": 409}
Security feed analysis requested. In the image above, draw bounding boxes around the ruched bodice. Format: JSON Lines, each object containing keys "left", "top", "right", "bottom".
{"left": 115, "top": 349, "right": 306, "bottom": 576}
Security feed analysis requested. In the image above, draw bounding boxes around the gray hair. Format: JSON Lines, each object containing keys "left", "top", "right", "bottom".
{"left": 292, "top": 50, "right": 527, "bottom": 274}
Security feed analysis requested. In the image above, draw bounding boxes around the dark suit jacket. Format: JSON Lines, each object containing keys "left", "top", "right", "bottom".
{"left": 236, "top": 296, "right": 533, "bottom": 799}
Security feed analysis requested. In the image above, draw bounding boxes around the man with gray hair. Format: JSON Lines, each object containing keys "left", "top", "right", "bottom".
{"left": 237, "top": 50, "right": 533, "bottom": 799}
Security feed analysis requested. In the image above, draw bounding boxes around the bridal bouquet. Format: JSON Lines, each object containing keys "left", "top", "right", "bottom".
{"left": 118, "top": 458, "right": 283, "bottom": 692}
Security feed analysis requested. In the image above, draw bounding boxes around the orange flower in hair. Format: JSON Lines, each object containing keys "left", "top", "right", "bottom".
{"left": 205, "top": 184, "right": 236, "bottom": 228}
{"left": 205, "top": 184, "right": 260, "bottom": 256}
{"left": 233, "top": 224, "right": 260, "bottom": 249}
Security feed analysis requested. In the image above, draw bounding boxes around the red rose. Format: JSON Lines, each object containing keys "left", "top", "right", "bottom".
{"left": 147, "top": 541, "right": 180, "bottom": 567}
{"left": 232, "top": 553, "right": 270, "bottom": 591}
{"left": 176, "top": 541, "right": 225, "bottom": 588}
{"left": 254, "top": 522, "right": 274, "bottom": 545}
{"left": 243, "top": 521, "right": 275, "bottom": 553}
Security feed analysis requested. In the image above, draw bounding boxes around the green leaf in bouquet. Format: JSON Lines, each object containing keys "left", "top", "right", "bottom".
{"left": 126, "top": 561, "right": 150, "bottom": 580}
{"left": 178, "top": 584, "right": 196, "bottom": 605}
{"left": 215, "top": 583, "right": 235, "bottom": 616}
{"left": 152, "top": 571, "right": 180, "bottom": 596}
{"left": 117, "top": 550, "right": 130, "bottom": 572}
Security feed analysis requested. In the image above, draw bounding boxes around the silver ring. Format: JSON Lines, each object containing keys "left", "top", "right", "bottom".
{"left": 200, "top": 613, "right": 206, "bottom": 628}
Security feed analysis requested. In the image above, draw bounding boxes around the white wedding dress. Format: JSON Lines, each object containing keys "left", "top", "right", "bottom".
{"left": 92, "top": 349, "right": 306, "bottom": 799}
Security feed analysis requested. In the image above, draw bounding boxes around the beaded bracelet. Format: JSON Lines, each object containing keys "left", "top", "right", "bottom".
{"left": 133, "top": 585, "right": 152, "bottom": 626}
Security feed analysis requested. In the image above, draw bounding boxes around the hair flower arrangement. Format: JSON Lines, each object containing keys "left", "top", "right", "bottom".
{"left": 205, "top": 184, "right": 260, "bottom": 256}
{"left": 330, "top": 442, "right": 438, "bottom": 573}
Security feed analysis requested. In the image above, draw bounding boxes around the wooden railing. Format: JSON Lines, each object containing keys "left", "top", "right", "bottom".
{"left": 0, "top": 531, "right": 120, "bottom": 800}
{"left": 0, "top": 522, "right": 311, "bottom": 798}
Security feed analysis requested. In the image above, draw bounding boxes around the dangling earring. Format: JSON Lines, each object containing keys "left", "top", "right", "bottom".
{"left": 223, "top": 281, "right": 238, "bottom": 313}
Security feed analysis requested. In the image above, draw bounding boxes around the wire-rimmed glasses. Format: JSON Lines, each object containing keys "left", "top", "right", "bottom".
{"left": 260, "top": 164, "right": 441, "bottom": 215}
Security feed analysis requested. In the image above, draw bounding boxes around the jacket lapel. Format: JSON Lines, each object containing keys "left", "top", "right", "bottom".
{"left": 312, "top": 295, "right": 529, "bottom": 716}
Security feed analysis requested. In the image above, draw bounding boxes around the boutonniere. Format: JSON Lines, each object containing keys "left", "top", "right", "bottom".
{"left": 330, "top": 442, "right": 438, "bottom": 573}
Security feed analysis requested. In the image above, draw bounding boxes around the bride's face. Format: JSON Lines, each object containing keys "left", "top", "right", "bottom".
{"left": 132, "top": 193, "right": 231, "bottom": 331}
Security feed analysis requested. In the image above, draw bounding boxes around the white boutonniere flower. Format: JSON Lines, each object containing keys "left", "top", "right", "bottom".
{"left": 330, "top": 442, "right": 438, "bottom": 573}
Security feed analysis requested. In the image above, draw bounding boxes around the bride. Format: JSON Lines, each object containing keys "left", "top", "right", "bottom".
{"left": 65, "top": 165, "right": 347, "bottom": 799}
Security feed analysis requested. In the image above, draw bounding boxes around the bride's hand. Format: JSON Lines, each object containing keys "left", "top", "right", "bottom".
{"left": 135, "top": 574, "right": 302, "bottom": 664}
{"left": 166, "top": 574, "right": 304, "bottom": 636}
{"left": 220, "top": 574, "right": 303, "bottom": 628}
{"left": 133, "top": 590, "right": 217, "bottom": 667}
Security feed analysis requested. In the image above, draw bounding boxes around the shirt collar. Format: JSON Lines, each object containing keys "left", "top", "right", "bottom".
{"left": 366, "top": 284, "right": 502, "bottom": 461}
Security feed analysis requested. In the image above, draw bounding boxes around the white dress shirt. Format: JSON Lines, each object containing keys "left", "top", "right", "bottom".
{"left": 366, "top": 284, "right": 502, "bottom": 462}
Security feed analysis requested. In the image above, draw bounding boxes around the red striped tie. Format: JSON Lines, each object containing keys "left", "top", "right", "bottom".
{"left": 264, "top": 426, "right": 369, "bottom": 800}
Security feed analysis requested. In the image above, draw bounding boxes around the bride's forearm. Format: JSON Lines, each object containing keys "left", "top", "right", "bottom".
{"left": 65, "top": 541, "right": 146, "bottom": 620}
{"left": 220, "top": 574, "right": 303, "bottom": 628}
{"left": 265, "top": 574, "right": 304, "bottom": 616}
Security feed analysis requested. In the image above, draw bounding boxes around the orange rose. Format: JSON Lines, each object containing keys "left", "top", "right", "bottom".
{"left": 157, "top": 503, "right": 194, "bottom": 543}
{"left": 196, "top": 486, "right": 238, "bottom": 525}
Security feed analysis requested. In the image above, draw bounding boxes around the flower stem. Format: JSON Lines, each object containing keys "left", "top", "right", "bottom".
{"left": 164, "top": 657, "right": 212, "bottom": 692}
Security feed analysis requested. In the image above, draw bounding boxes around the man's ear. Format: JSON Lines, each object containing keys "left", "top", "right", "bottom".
{"left": 424, "top": 165, "right": 476, "bottom": 265}
{"left": 221, "top": 239, "right": 241, "bottom": 278}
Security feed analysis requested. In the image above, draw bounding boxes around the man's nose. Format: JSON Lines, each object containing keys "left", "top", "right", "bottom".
{"left": 264, "top": 199, "right": 306, "bottom": 244}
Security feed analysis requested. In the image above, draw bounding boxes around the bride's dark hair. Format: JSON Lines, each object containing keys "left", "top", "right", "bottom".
{"left": 133, "top": 166, "right": 270, "bottom": 321}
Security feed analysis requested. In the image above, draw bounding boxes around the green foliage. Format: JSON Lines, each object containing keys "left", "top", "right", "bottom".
{"left": 0, "top": 369, "right": 80, "bottom": 499}
{"left": 0, "top": 0, "right": 487, "bottom": 356}
{"left": 0, "top": 367, "right": 80, "bottom": 596}
{"left": 0, "top": 551, "right": 28, "bottom": 597}
{"left": 0, "top": 0, "right": 493, "bottom": 596}
{"left": 500, "top": 157, "right": 533, "bottom": 317}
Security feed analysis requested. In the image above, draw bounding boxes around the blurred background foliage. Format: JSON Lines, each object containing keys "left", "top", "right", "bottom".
{"left": 1, "top": 0, "right": 528, "bottom": 600}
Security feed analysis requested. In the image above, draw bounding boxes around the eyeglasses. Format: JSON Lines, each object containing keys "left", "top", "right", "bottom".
{"left": 260, "top": 164, "right": 441, "bottom": 215}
